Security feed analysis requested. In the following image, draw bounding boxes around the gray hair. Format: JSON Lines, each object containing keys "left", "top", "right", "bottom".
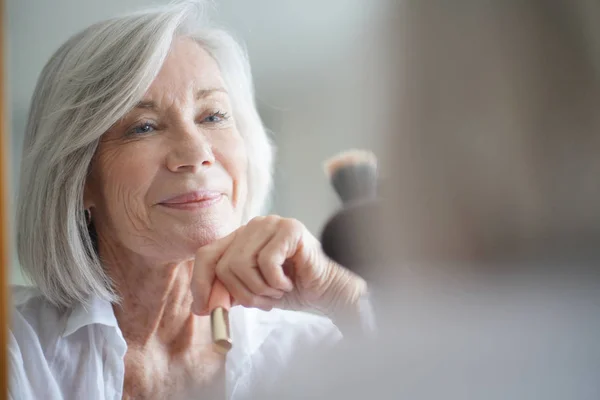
{"left": 17, "top": 1, "right": 273, "bottom": 309}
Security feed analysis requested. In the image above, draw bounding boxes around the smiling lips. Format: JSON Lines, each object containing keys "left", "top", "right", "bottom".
{"left": 159, "top": 190, "right": 223, "bottom": 210}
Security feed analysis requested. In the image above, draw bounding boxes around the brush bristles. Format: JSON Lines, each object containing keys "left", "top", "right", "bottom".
{"left": 323, "top": 149, "right": 377, "bottom": 179}
{"left": 324, "top": 149, "right": 378, "bottom": 204}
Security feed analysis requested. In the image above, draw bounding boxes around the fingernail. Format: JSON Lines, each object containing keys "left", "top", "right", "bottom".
{"left": 191, "top": 301, "right": 204, "bottom": 315}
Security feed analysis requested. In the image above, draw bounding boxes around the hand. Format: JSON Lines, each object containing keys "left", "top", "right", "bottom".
{"left": 190, "top": 215, "right": 367, "bottom": 317}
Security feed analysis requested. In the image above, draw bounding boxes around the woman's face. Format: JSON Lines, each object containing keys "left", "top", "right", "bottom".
{"left": 85, "top": 37, "right": 248, "bottom": 263}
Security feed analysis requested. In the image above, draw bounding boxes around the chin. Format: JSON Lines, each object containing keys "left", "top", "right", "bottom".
{"left": 154, "top": 203, "right": 242, "bottom": 253}
{"left": 181, "top": 217, "right": 240, "bottom": 248}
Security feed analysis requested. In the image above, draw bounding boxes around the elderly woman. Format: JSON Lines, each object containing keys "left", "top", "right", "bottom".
{"left": 8, "top": 3, "right": 367, "bottom": 400}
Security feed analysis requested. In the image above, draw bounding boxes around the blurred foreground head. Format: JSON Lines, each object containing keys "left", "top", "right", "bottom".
{"left": 326, "top": 0, "right": 600, "bottom": 281}
{"left": 264, "top": 3, "right": 600, "bottom": 399}
{"left": 272, "top": 3, "right": 600, "bottom": 398}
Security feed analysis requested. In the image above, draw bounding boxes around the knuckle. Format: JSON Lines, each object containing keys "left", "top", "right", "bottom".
{"left": 264, "top": 214, "right": 280, "bottom": 224}
{"left": 248, "top": 216, "right": 266, "bottom": 227}
{"left": 214, "top": 264, "right": 229, "bottom": 280}
{"left": 257, "top": 250, "right": 274, "bottom": 265}
{"left": 265, "top": 264, "right": 280, "bottom": 281}
{"left": 258, "top": 261, "right": 279, "bottom": 282}
{"left": 280, "top": 217, "right": 302, "bottom": 234}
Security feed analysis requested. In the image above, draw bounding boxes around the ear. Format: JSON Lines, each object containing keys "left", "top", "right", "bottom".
{"left": 83, "top": 176, "right": 96, "bottom": 210}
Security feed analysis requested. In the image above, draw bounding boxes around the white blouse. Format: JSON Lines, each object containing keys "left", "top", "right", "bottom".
{"left": 8, "top": 285, "right": 342, "bottom": 400}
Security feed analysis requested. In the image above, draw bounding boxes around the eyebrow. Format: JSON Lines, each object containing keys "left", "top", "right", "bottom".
{"left": 196, "top": 87, "right": 228, "bottom": 99}
{"left": 135, "top": 87, "right": 228, "bottom": 110}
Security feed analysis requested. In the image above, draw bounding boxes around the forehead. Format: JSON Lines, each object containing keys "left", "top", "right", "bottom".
{"left": 144, "top": 36, "right": 225, "bottom": 99}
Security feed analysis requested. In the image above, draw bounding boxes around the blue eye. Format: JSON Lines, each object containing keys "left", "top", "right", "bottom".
{"left": 203, "top": 111, "right": 229, "bottom": 124}
{"left": 130, "top": 122, "right": 156, "bottom": 135}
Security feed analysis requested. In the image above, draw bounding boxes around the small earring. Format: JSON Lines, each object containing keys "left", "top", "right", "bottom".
{"left": 84, "top": 209, "right": 92, "bottom": 226}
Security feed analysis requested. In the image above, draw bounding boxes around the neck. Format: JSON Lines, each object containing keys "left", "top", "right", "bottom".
{"left": 95, "top": 232, "right": 227, "bottom": 398}
{"left": 101, "top": 244, "right": 212, "bottom": 350}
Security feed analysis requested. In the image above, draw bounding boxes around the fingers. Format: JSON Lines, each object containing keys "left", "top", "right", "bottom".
{"left": 207, "top": 279, "right": 231, "bottom": 311}
{"left": 256, "top": 219, "right": 299, "bottom": 292}
{"left": 191, "top": 230, "right": 237, "bottom": 315}
{"left": 215, "top": 217, "right": 285, "bottom": 307}
{"left": 194, "top": 216, "right": 312, "bottom": 314}
{"left": 217, "top": 268, "right": 276, "bottom": 311}
{"left": 234, "top": 266, "right": 285, "bottom": 298}
{"left": 230, "top": 216, "right": 284, "bottom": 297}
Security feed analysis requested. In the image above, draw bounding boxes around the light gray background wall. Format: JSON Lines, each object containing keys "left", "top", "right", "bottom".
{"left": 5, "top": 0, "right": 392, "bottom": 284}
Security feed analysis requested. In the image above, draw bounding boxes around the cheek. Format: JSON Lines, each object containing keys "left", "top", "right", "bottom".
{"left": 92, "top": 142, "right": 158, "bottom": 225}
{"left": 213, "top": 130, "right": 248, "bottom": 209}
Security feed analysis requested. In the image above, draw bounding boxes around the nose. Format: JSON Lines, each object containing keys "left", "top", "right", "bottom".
{"left": 166, "top": 122, "right": 215, "bottom": 172}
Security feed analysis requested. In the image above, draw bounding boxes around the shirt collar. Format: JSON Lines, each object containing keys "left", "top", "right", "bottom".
{"left": 61, "top": 296, "right": 277, "bottom": 360}
{"left": 62, "top": 295, "right": 120, "bottom": 338}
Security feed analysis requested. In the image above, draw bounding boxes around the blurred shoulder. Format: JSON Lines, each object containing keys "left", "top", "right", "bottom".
{"left": 240, "top": 307, "right": 341, "bottom": 346}
{"left": 228, "top": 307, "right": 342, "bottom": 398}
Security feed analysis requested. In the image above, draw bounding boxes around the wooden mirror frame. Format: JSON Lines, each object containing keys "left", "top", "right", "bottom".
{"left": 1, "top": 0, "right": 10, "bottom": 396}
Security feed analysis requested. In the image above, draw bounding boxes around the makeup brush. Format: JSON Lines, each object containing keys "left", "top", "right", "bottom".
{"left": 323, "top": 149, "right": 378, "bottom": 204}
{"left": 208, "top": 280, "right": 232, "bottom": 354}
{"left": 321, "top": 149, "right": 383, "bottom": 272}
